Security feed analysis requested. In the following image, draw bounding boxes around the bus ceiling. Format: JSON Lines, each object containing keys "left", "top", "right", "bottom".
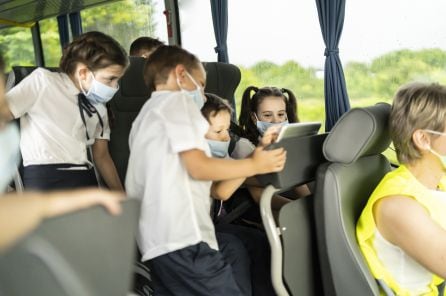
{"left": 0, "top": 0, "right": 122, "bottom": 30}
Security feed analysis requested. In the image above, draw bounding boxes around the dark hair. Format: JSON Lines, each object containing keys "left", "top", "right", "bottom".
{"left": 201, "top": 93, "right": 233, "bottom": 122}
{"left": 59, "top": 31, "right": 129, "bottom": 75}
{"left": 129, "top": 37, "right": 164, "bottom": 56}
{"left": 144, "top": 45, "right": 201, "bottom": 95}
{"left": 239, "top": 86, "right": 299, "bottom": 145}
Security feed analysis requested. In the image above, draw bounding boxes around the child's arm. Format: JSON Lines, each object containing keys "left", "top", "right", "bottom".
{"left": 180, "top": 146, "right": 286, "bottom": 181}
{"left": 211, "top": 177, "right": 246, "bottom": 201}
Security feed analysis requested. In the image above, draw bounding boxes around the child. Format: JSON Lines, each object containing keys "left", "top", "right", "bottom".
{"left": 125, "top": 45, "right": 286, "bottom": 295}
{"left": 0, "top": 31, "right": 127, "bottom": 191}
{"left": 0, "top": 53, "right": 123, "bottom": 253}
{"left": 129, "top": 36, "right": 164, "bottom": 58}
{"left": 202, "top": 93, "right": 275, "bottom": 296}
{"left": 238, "top": 86, "right": 311, "bottom": 208}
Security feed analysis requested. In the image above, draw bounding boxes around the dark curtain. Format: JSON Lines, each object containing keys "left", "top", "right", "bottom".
{"left": 57, "top": 15, "right": 70, "bottom": 50}
{"left": 315, "top": 0, "right": 350, "bottom": 131}
{"left": 210, "top": 0, "right": 229, "bottom": 63}
{"left": 69, "top": 12, "right": 83, "bottom": 38}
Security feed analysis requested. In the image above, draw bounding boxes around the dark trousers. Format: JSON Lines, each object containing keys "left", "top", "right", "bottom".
{"left": 216, "top": 224, "right": 275, "bottom": 296}
{"left": 148, "top": 237, "right": 251, "bottom": 296}
{"left": 23, "top": 164, "right": 98, "bottom": 191}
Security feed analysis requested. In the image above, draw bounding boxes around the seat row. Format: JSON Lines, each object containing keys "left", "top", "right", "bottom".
{"left": 2, "top": 58, "right": 394, "bottom": 296}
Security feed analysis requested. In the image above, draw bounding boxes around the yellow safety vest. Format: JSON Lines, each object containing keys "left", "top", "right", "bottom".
{"left": 356, "top": 165, "right": 446, "bottom": 296}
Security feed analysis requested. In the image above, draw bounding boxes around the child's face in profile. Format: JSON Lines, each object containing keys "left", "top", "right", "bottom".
{"left": 205, "top": 110, "right": 231, "bottom": 142}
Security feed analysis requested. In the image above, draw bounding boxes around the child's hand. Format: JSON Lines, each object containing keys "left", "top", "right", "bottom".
{"left": 259, "top": 125, "right": 281, "bottom": 147}
{"left": 251, "top": 146, "right": 286, "bottom": 174}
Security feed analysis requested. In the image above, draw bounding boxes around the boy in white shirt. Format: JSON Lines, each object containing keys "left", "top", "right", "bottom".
{"left": 126, "top": 45, "right": 286, "bottom": 295}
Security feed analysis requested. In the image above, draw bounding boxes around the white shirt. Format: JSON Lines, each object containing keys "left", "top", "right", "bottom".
{"left": 6, "top": 68, "right": 110, "bottom": 166}
{"left": 126, "top": 90, "right": 218, "bottom": 261}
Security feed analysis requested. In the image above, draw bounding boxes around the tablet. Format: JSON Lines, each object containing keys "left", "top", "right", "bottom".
{"left": 276, "top": 122, "right": 321, "bottom": 142}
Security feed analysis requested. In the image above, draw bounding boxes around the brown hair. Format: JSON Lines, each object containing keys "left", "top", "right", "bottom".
{"left": 59, "top": 31, "right": 128, "bottom": 75}
{"left": 201, "top": 93, "right": 232, "bottom": 122}
{"left": 390, "top": 82, "right": 446, "bottom": 164}
{"left": 239, "top": 86, "right": 299, "bottom": 145}
{"left": 0, "top": 53, "right": 4, "bottom": 74}
{"left": 144, "top": 45, "right": 201, "bottom": 96}
{"left": 129, "top": 37, "right": 164, "bottom": 56}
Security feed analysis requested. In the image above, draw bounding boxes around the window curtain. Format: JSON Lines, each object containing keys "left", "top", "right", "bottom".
{"left": 57, "top": 15, "right": 70, "bottom": 50}
{"left": 210, "top": 0, "right": 229, "bottom": 63}
{"left": 69, "top": 12, "right": 83, "bottom": 38}
{"left": 315, "top": 0, "right": 350, "bottom": 131}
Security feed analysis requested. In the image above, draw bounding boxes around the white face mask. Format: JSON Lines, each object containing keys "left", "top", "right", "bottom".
{"left": 254, "top": 113, "right": 289, "bottom": 135}
{"left": 425, "top": 129, "right": 446, "bottom": 170}
{"left": 207, "top": 139, "right": 230, "bottom": 158}
{"left": 79, "top": 72, "right": 119, "bottom": 104}
{"left": 176, "top": 71, "right": 205, "bottom": 109}
{"left": 0, "top": 123, "right": 20, "bottom": 192}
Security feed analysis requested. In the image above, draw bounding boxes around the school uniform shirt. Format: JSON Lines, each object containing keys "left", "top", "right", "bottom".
{"left": 126, "top": 90, "right": 218, "bottom": 261}
{"left": 6, "top": 68, "right": 109, "bottom": 166}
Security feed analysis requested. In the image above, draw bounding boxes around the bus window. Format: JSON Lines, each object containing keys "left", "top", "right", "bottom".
{"left": 343, "top": 0, "right": 446, "bottom": 108}
{"left": 178, "top": 0, "right": 215, "bottom": 62}
{"left": 0, "top": 27, "right": 34, "bottom": 71}
{"left": 81, "top": 0, "right": 168, "bottom": 54}
{"left": 228, "top": 1, "right": 325, "bottom": 123}
{"left": 40, "top": 18, "right": 62, "bottom": 67}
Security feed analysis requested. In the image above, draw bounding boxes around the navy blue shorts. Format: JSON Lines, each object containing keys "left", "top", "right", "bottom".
{"left": 148, "top": 234, "right": 251, "bottom": 296}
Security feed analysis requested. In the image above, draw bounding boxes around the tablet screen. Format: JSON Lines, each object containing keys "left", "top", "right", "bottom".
{"left": 276, "top": 122, "right": 321, "bottom": 142}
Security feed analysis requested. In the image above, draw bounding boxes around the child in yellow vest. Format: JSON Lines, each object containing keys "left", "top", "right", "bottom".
{"left": 357, "top": 82, "right": 446, "bottom": 295}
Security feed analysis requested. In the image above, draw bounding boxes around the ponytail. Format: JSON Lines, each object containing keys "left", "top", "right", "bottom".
{"left": 239, "top": 86, "right": 261, "bottom": 145}
{"left": 281, "top": 88, "right": 299, "bottom": 123}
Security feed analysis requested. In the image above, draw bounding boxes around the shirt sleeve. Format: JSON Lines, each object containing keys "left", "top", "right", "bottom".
{"left": 231, "top": 137, "right": 256, "bottom": 159}
{"left": 6, "top": 68, "right": 46, "bottom": 118}
{"left": 164, "top": 93, "right": 209, "bottom": 153}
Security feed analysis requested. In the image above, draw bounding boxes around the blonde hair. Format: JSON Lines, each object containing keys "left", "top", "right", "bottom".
{"left": 390, "top": 82, "right": 446, "bottom": 164}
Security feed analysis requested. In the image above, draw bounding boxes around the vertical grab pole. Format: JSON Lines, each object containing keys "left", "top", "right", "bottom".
{"left": 260, "top": 185, "right": 290, "bottom": 296}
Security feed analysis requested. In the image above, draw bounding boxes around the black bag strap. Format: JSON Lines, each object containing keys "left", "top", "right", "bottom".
{"left": 78, "top": 93, "right": 104, "bottom": 141}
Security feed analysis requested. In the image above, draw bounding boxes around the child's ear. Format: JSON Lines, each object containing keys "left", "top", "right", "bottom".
{"left": 174, "top": 64, "right": 187, "bottom": 82}
{"left": 250, "top": 112, "right": 257, "bottom": 124}
{"left": 76, "top": 63, "right": 89, "bottom": 81}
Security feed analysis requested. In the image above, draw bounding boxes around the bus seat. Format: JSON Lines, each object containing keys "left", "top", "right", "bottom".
{"left": 313, "top": 103, "right": 392, "bottom": 296}
{"left": 108, "top": 56, "right": 149, "bottom": 184}
{"left": 255, "top": 133, "right": 327, "bottom": 296}
{"left": 203, "top": 61, "right": 241, "bottom": 103}
{"left": 0, "top": 199, "right": 140, "bottom": 296}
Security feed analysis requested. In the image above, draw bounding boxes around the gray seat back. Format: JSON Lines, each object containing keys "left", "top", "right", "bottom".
{"left": 256, "top": 133, "right": 327, "bottom": 296}
{"left": 108, "top": 57, "right": 150, "bottom": 184}
{"left": 314, "top": 103, "right": 392, "bottom": 296}
{"left": 0, "top": 199, "right": 140, "bottom": 296}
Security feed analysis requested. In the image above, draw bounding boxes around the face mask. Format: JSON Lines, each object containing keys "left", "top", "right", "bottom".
{"left": 425, "top": 129, "right": 446, "bottom": 169}
{"left": 79, "top": 72, "right": 119, "bottom": 104}
{"left": 255, "top": 113, "right": 289, "bottom": 135}
{"left": 0, "top": 123, "right": 20, "bottom": 192}
{"left": 207, "top": 139, "right": 230, "bottom": 158}
{"left": 176, "top": 71, "right": 205, "bottom": 109}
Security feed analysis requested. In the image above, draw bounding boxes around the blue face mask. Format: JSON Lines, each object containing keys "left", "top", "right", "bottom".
{"left": 207, "top": 139, "right": 230, "bottom": 158}
{"left": 177, "top": 71, "right": 205, "bottom": 109}
{"left": 80, "top": 72, "right": 119, "bottom": 104}
{"left": 255, "top": 116, "right": 289, "bottom": 135}
{"left": 0, "top": 123, "right": 20, "bottom": 192}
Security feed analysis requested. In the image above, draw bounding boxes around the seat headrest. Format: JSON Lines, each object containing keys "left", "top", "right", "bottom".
{"left": 323, "top": 103, "right": 391, "bottom": 164}
{"left": 120, "top": 56, "right": 149, "bottom": 97}
{"left": 203, "top": 62, "right": 241, "bottom": 101}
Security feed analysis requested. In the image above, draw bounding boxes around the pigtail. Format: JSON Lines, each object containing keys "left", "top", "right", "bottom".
{"left": 282, "top": 88, "right": 299, "bottom": 123}
{"left": 239, "top": 86, "right": 260, "bottom": 145}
